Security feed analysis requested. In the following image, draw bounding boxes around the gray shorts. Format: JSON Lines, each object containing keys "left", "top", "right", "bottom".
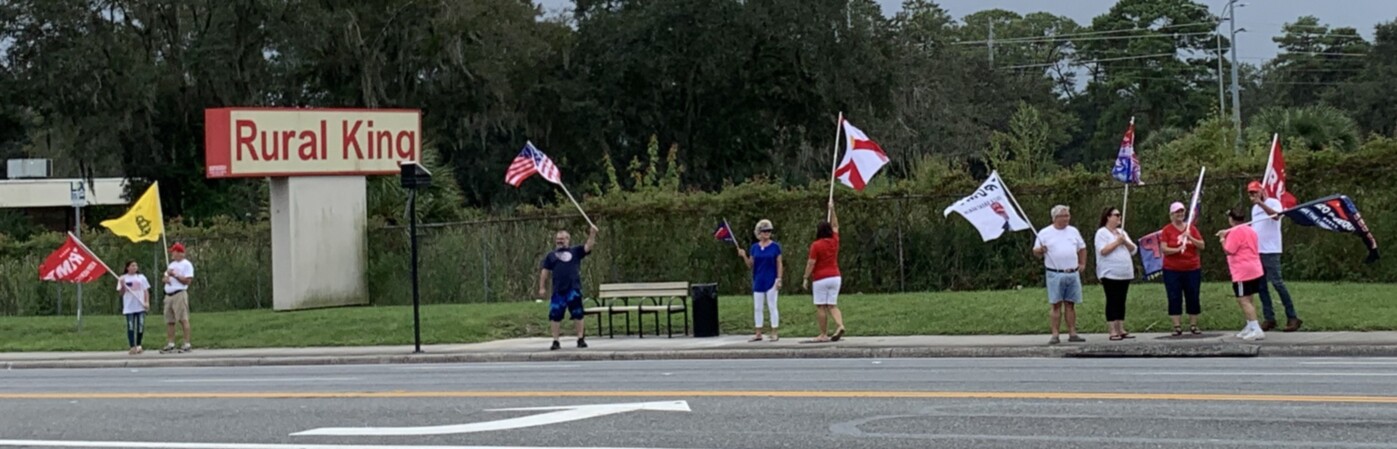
{"left": 1046, "top": 271, "right": 1082, "bottom": 305}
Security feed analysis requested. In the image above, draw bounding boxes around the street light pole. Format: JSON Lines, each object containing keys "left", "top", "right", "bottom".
{"left": 1228, "top": 0, "right": 1244, "bottom": 154}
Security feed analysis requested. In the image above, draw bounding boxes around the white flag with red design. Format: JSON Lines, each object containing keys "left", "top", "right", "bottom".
{"left": 833, "top": 119, "right": 889, "bottom": 191}
{"left": 1263, "top": 134, "right": 1298, "bottom": 209}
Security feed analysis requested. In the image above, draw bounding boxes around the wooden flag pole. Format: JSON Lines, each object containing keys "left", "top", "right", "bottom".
{"left": 724, "top": 218, "right": 741, "bottom": 251}
{"left": 559, "top": 183, "right": 597, "bottom": 230}
{"left": 68, "top": 232, "right": 120, "bottom": 281}
{"left": 827, "top": 112, "right": 843, "bottom": 221}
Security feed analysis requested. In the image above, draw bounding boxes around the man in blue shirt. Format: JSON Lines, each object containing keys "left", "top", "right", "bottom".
{"left": 539, "top": 226, "right": 598, "bottom": 350}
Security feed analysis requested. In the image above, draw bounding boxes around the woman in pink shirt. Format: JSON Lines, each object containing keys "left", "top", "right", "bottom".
{"left": 1218, "top": 207, "right": 1266, "bottom": 341}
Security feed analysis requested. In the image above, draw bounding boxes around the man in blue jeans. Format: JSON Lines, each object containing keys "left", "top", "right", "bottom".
{"left": 1249, "top": 181, "right": 1302, "bottom": 332}
{"left": 538, "top": 226, "right": 598, "bottom": 350}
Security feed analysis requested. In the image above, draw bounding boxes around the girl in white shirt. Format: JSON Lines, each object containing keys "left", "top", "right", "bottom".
{"left": 117, "top": 260, "right": 151, "bottom": 355}
{"left": 1095, "top": 207, "right": 1138, "bottom": 341}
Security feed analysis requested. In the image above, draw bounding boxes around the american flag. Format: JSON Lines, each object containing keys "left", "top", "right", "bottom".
{"left": 504, "top": 142, "right": 562, "bottom": 187}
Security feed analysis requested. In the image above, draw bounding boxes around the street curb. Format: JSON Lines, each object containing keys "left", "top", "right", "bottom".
{"left": 13, "top": 342, "right": 1393, "bottom": 369}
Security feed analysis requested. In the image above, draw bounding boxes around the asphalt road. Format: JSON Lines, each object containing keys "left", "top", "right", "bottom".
{"left": 5, "top": 357, "right": 1397, "bottom": 449}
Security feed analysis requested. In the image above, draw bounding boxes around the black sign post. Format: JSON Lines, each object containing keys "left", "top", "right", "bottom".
{"left": 400, "top": 162, "right": 433, "bottom": 353}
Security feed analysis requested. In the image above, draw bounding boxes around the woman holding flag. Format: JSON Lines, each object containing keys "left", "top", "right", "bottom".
{"left": 736, "top": 219, "right": 782, "bottom": 342}
{"left": 1161, "top": 202, "right": 1205, "bottom": 336}
{"left": 803, "top": 201, "right": 845, "bottom": 343}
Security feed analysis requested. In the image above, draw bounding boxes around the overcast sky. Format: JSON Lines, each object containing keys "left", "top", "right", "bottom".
{"left": 536, "top": 0, "right": 1397, "bottom": 62}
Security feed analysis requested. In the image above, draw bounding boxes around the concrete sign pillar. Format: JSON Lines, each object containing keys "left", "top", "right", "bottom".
{"left": 270, "top": 176, "right": 368, "bottom": 310}
{"left": 206, "top": 107, "right": 421, "bottom": 311}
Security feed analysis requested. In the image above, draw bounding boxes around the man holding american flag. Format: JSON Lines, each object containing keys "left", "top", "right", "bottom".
{"left": 506, "top": 141, "right": 601, "bottom": 350}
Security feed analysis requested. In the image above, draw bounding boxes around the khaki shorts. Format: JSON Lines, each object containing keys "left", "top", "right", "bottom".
{"left": 163, "top": 291, "right": 190, "bottom": 324}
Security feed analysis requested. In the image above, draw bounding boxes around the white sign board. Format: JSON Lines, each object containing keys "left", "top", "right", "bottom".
{"left": 69, "top": 181, "right": 87, "bottom": 208}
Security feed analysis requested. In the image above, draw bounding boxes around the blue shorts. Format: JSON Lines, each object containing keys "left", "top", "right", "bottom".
{"left": 549, "top": 289, "right": 584, "bottom": 322}
{"left": 1045, "top": 271, "right": 1083, "bottom": 305}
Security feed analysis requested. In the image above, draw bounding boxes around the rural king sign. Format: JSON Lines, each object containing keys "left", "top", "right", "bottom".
{"left": 204, "top": 108, "right": 422, "bottom": 178}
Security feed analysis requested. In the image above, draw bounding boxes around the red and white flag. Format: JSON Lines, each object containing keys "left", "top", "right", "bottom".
{"left": 38, "top": 233, "right": 111, "bottom": 283}
{"left": 833, "top": 118, "right": 889, "bottom": 191}
{"left": 505, "top": 141, "right": 562, "bottom": 187}
{"left": 1263, "top": 134, "right": 1298, "bottom": 209}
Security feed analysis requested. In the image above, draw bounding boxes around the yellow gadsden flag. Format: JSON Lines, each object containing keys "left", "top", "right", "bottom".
{"left": 100, "top": 182, "right": 164, "bottom": 242}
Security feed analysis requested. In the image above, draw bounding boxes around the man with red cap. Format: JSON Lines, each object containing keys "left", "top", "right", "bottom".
{"left": 1249, "top": 181, "right": 1302, "bottom": 332}
{"left": 160, "top": 242, "right": 195, "bottom": 353}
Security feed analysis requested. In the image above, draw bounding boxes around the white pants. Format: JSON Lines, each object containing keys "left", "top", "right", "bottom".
{"left": 753, "top": 287, "right": 779, "bottom": 328}
{"left": 812, "top": 277, "right": 842, "bottom": 305}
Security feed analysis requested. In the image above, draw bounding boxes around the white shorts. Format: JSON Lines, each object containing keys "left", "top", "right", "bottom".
{"left": 812, "top": 277, "right": 841, "bottom": 305}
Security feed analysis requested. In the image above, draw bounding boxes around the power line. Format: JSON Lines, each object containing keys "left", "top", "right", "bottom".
{"left": 1000, "top": 52, "right": 1184, "bottom": 69}
{"left": 956, "top": 22, "right": 1219, "bottom": 45}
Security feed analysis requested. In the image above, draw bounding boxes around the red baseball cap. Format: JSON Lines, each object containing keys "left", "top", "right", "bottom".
{"left": 1247, "top": 181, "right": 1263, "bottom": 192}
{"left": 170, "top": 242, "right": 186, "bottom": 253}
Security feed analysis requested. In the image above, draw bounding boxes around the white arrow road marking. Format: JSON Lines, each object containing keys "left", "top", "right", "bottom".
{"left": 290, "top": 400, "right": 691, "bottom": 437}
{"left": 0, "top": 440, "right": 700, "bottom": 449}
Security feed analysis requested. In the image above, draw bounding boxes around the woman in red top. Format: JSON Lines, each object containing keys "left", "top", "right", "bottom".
{"left": 803, "top": 201, "right": 845, "bottom": 343}
{"left": 1161, "top": 202, "right": 1206, "bottom": 336}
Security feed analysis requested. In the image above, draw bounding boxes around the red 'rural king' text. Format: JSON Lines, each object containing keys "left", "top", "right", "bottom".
{"left": 235, "top": 120, "right": 417, "bottom": 162}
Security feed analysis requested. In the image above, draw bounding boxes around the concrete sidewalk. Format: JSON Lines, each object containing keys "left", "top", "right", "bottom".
{"left": 7, "top": 332, "right": 1397, "bottom": 369}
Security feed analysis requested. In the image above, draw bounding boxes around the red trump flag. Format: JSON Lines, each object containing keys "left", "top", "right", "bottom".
{"left": 38, "top": 233, "right": 112, "bottom": 283}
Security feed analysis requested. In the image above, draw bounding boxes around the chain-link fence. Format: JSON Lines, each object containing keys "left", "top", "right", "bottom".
{"left": 3, "top": 169, "right": 1392, "bottom": 317}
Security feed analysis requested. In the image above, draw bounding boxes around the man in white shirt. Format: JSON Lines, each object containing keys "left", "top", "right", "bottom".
{"left": 1249, "top": 181, "right": 1301, "bottom": 332}
{"left": 161, "top": 242, "right": 196, "bottom": 353}
{"left": 1033, "top": 205, "right": 1087, "bottom": 345}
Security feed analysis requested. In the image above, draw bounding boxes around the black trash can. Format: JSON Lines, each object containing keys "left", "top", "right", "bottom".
{"left": 691, "top": 283, "right": 720, "bottom": 337}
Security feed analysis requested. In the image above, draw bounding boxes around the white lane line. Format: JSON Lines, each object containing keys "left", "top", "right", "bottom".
{"left": 1301, "top": 362, "right": 1397, "bottom": 366}
{"left": 161, "top": 377, "right": 361, "bottom": 383}
{"left": 0, "top": 440, "right": 702, "bottom": 449}
{"left": 393, "top": 364, "right": 579, "bottom": 371}
{"left": 1119, "top": 371, "right": 1397, "bottom": 377}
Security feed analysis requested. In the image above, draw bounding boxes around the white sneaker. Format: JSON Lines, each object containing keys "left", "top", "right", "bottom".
{"left": 1236, "top": 328, "right": 1250, "bottom": 338}
{"left": 1242, "top": 329, "right": 1266, "bottom": 341}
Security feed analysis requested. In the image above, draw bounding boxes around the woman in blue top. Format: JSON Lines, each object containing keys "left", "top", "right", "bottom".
{"left": 737, "top": 219, "right": 783, "bottom": 342}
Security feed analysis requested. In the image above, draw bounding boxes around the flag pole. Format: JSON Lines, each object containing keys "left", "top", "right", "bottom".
{"left": 68, "top": 232, "right": 119, "bottom": 281}
{"left": 999, "top": 176, "right": 1039, "bottom": 238}
{"left": 724, "top": 218, "right": 741, "bottom": 251}
{"left": 1122, "top": 184, "right": 1130, "bottom": 230}
{"left": 155, "top": 181, "right": 170, "bottom": 267}
{"left": 559, "top": 183, "right": 597, "bottom": 230}
{"left": 827, "top": 112, "right": 843, "bottom": 221}
{"left": 1181, "top": 166, "right": 1207, "bottom": 247}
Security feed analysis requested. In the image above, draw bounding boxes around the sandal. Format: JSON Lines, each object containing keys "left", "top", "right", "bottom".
{"left": 1172, "top": 326, "right": 1183, "bottom": 337}
{"left": 748, "top": 336, "right": 763, "bottom": 342}
{"left": 1109, "top": 335, "right": 1124, "bottom": 341}
{"left": 1190, "top": 325, "right": 1202, "bottom": 335}
{"left": 769, "top": 335, "right": 780, "bottom": 342}
{"left": 1121, "top": 333, "right": 1136, "bottom": 339}
{"left": 831, "top": 328, "right": 846, "bottom": 342}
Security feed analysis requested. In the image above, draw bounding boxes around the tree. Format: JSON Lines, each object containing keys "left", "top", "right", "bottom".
{"left": 1332, "top": 21, "right": 1397, "bottom": 137}
{"left": 1247, "top": 106, "right": 1361, "bottom": 153}
{"left": 1260, "top": 16, "right": 1370, "bottom": 108}
{"left": 1071, "top": 0, "right": 1222, "bottom": 166}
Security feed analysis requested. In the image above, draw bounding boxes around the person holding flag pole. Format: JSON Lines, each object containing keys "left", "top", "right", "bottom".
{"left": 1252, "top": 134, "right": 1302, "bottom": 332}
{"left": 733, "top": 219, "right": 783, "bottom": 342}
{"left": 506, "top": 141, "right": 600, "bottom": 350}
{"left": 1160, "top": 168, "right": 1208, "bottom": 337}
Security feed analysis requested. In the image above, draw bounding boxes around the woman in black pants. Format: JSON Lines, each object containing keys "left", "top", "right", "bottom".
{"left": 1094, "top": 207, "right": 1138, "bottom": 341}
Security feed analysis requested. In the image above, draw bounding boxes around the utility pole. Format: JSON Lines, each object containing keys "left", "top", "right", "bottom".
{"left": 987, "top": 18, "right": 995, "bottom": 68}
{"left": 1217, "top": 33, "right": 1226, "bottom": 116}
{"left": 1228, "top": 0, "right": 1244, "bottom": 154}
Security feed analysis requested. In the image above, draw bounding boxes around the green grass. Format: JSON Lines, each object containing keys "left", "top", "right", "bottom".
{"left": 2, "top": 282, "right": 1395, "bottom": 352}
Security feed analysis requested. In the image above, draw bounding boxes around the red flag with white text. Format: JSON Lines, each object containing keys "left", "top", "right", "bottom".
{"left": 1263, "top": 134, "right": 1298, "bottom": 209}
{"left": 38, "top": 233, "right": 111, "bottom": 283}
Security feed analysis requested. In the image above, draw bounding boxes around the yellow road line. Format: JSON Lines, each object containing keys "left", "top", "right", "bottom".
{"left": 4, "top": 390, "right": 1397, "bottom": 403}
